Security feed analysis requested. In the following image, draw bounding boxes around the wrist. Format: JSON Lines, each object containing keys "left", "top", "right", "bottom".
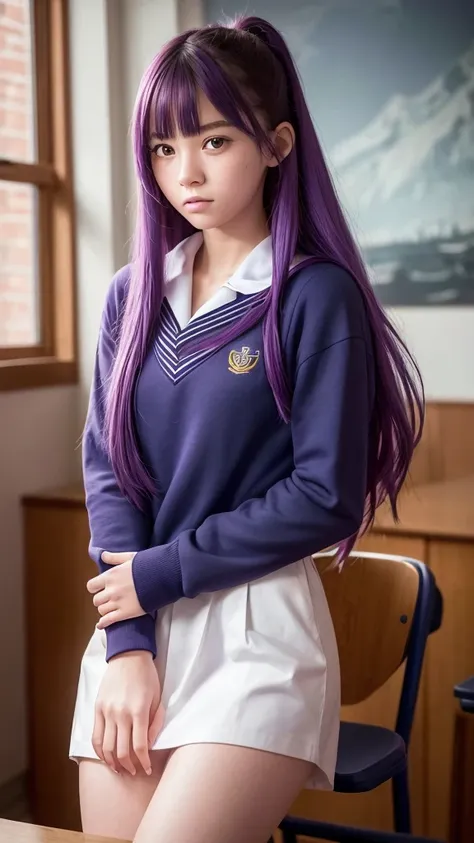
{"left": 109, "top": 649, "right": 153, "bottom": 663}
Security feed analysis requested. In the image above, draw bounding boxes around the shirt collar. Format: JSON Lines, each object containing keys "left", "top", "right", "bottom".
{"left": 164, "top": 232, "right": 274, "bottom": 295}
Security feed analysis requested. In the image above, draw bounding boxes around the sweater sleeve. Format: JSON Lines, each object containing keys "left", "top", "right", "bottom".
{"left": 83, "top": 268, "right": 156, "bottom": 661}
{"left": 131, "top": 323, "right": 374, "bottom": 614}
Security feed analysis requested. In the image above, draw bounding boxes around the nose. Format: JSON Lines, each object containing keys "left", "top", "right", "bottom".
{"left": 178, "top": 151, "right": 204, "bottom": 188}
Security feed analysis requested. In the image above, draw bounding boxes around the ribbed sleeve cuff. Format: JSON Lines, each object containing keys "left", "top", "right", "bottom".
{"left": 132, "top": 539, "right": 184, "bottom": 613}
{"left": 105, "top": 613, "right": 157, "bottom": 662}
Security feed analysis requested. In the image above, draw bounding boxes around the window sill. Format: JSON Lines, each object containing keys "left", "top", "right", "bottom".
{"left": 0, "top": 358, "right": 78, "bottom": 392}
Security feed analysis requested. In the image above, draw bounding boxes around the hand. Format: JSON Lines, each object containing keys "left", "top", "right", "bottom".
{"left": 87, "top": 551, "right": 144, "bottom": 629}
{"left": 93, "top": 650, "right": 165, "bottom": 776}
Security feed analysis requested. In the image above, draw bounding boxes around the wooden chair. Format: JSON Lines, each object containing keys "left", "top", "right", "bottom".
{"left": 277, "top": 551, "right": 444, "bottom": 843}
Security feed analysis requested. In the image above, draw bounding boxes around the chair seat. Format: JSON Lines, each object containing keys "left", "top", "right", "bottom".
{"left": 334, "top": 721, "right": 407, "bottom": 793}
{"left": 454, "top": 674, "right": 474, "bottom": 711}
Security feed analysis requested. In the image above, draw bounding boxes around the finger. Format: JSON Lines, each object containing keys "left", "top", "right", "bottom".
{"left": 116, "top": 715, "right": 136, "bottom": 776}
{"left": 91, "top": 706, "right": 106, "bottom": 764}
{"left": 87, "top": 574, "right": 105, "bottom": 594}
{"left": 132, "top": 713, "right": 152, "bottom": 775}
{"left": 97, "top": 601, "right": 117, "bottom": 617}
{"left": 102, "top": 551, "right": 130, "bottom": 565}
{"left": 102, "top": 714, "right": 119, "bottom": 773}
{"left": 97, "top": 609, "right": 123, "bottom": 630}
{"left": 92, "top": 590, "right": 109, "bottom": 608}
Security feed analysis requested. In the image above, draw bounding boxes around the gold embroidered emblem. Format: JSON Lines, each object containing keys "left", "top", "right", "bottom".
{"left": 228, "top": 346, "right": 260, "bottom": 375}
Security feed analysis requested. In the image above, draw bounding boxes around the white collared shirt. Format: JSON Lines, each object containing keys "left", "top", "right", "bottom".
{"left": 164, "top": 232, "right": 303, "bottom": 329}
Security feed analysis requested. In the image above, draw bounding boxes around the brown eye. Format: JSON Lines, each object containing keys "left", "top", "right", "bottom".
{"left": 204, "top": 137, "right": 227, "bottom": 151}
{"left": 151, "top": 144, "right": 174, "bottom": 158}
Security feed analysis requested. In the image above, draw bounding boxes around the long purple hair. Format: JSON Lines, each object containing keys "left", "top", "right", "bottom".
{"left": 103, "top": 15, "right": 424, "bottom": 561}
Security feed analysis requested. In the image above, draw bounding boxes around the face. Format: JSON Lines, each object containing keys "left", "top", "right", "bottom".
{"left": 148, "top": 90, "right": 294, "bottom": 231}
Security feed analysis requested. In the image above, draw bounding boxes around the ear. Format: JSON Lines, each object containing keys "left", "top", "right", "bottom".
{"left": 266, "top": 121, "right": 296, "bottom": 168}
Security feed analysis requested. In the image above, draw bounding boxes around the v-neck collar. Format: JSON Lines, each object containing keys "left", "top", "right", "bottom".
{"left": 153, "top": 290, "right": 267, "bottom": 385}
{"left": 154, "top": 234, "right": 314, "bottom": 385}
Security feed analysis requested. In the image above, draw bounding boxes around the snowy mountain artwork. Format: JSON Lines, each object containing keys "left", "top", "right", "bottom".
{"left": 330, "top": 39, "right": 474, "bottom": 305}
{"left": 205, "top": 0, "right": 474, "bottom": 305}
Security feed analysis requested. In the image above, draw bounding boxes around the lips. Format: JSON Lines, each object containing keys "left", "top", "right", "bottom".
{"left": 184, "top": 197, "right": 212, "bottom": 205}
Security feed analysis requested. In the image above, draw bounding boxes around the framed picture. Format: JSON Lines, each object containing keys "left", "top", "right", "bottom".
{"left": 205, "top": 0, "right": 474, "bottom": 305}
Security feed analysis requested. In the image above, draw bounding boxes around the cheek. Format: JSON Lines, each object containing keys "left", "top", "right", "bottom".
{"left": 151, "top": 160, "right": 175, "bottom": 199}
{"left": 150, "top": 157, "right": 160, "bottom": 183}
{"left": 222, "top": 155, "right": 265, "bottom": 199}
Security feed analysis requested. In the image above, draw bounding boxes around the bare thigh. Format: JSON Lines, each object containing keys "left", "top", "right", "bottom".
{"left": 134, "top": 743, "right": 315, "bottom": 843}
{"left": 79, "top": 749, "right": 172, "bottom": 840}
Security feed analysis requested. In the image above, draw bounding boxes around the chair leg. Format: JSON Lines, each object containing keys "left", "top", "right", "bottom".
{"left": 392, "top": 769, "right": 411, "bottom": 833}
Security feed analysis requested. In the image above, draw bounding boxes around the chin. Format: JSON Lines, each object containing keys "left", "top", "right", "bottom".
{"left": 186, "top": 219, "right": 222, "bottom": 232}
{"left": 195, "top": 212, "right": 241, "bottom": 232}
{"left": 179, "top": 206, "right": 240, "bottom": 231}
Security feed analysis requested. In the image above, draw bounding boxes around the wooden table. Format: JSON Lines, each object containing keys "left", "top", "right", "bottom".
{"left": 0, "top": 819, "right": 127, "bottom": 842}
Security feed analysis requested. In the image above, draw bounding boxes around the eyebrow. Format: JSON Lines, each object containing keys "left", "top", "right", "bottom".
{"left": 149, "top": 120, "right": 232, "bottom": 142}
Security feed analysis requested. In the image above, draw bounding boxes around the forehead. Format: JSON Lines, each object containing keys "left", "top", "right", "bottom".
{"left": 195, "top": 89, "right": 224, "bottom": 123}
{"left": 149, "top": 89, "right": 227, "bottom": 140}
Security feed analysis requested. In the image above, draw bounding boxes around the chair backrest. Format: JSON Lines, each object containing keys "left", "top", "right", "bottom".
{"left": 313, "top": 551, "right": 435, "bottom": 716}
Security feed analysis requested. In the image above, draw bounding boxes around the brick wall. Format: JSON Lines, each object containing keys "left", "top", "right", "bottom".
{"left": 0, "top": 0, "right": 36, "bottom": 347}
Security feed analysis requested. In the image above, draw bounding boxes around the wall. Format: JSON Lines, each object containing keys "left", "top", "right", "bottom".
{"left": 0, "top": 388, "right": 78, "bottom": 786}
{"left": 393, "top": 309, "right": 474, "bottom": 400}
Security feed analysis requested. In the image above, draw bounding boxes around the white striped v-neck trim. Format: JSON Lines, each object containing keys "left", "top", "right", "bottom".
{"left": 153, "top": 292, "right": 267, "bottom": 385}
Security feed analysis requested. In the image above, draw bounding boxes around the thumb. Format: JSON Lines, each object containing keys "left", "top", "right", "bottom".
{"left": 148, "top": 700, "right": 166, "bottom": 747}
{"left": 101, "top": 551, "right": 133, "bottom": 565}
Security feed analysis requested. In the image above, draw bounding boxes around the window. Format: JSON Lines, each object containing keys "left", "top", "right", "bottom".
{"left": 0, "top": 0, "right": 76, "bottom": 390}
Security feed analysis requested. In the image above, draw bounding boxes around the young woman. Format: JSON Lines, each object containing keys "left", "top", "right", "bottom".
{"left": 69, "top": 14, "right": 423, "bottom": 843}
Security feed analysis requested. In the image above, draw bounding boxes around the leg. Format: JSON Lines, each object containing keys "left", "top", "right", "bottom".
{"left": 134, "top": 743, "right": 315, "bottom": 843}
{"left": 392, "top": 769, "right": 411, "bottom": 833}
{"left": 79, "top": 749, "right": 172, "bottom": 840}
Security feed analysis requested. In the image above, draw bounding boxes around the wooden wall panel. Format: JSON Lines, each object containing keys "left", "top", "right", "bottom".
{"left": 409, "top": 403, "right": 474, "bottom": 486}
{"left": 425, "top": 540, "right": 474, "bottom": 842}
{"left": 24, "top": 501, "right": 95, "bottom": 831}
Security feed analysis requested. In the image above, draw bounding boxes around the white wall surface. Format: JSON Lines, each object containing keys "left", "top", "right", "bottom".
{"left": 0, "top": 387, "right": 79, "bottom": 785}
{"left": 392, "top": 308, "right": 474, "bottom": 400}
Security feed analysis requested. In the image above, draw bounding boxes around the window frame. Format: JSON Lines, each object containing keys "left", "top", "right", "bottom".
{"left": 0, "top": 0, "right": 77, "bottom": 391}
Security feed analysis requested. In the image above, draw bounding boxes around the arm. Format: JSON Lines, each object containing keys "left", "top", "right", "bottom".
{"left": 131, "top": 332, "right": 374, "bottom": 614}
{"left": 84, "top": 269, "right": 156, "bottom": 661}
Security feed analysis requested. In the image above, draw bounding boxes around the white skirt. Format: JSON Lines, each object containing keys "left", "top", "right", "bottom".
{"left": 69, "top": 556, "right": 340, "bottom": 791}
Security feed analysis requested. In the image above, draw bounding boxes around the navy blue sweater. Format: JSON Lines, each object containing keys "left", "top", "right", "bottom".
{"left": 83, "top": 259, "right": 374, "bottom": 661}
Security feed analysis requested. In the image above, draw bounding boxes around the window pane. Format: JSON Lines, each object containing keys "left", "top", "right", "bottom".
{"left": 0, "top": 0, "right": 36, "bottom": 163}
{"left": 0, "top": 180, "right": 39, "bottom": 346}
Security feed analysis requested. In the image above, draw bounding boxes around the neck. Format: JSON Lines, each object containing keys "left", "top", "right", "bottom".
{"left": 196, "top": 207, "right": 270, "bottom": 285}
